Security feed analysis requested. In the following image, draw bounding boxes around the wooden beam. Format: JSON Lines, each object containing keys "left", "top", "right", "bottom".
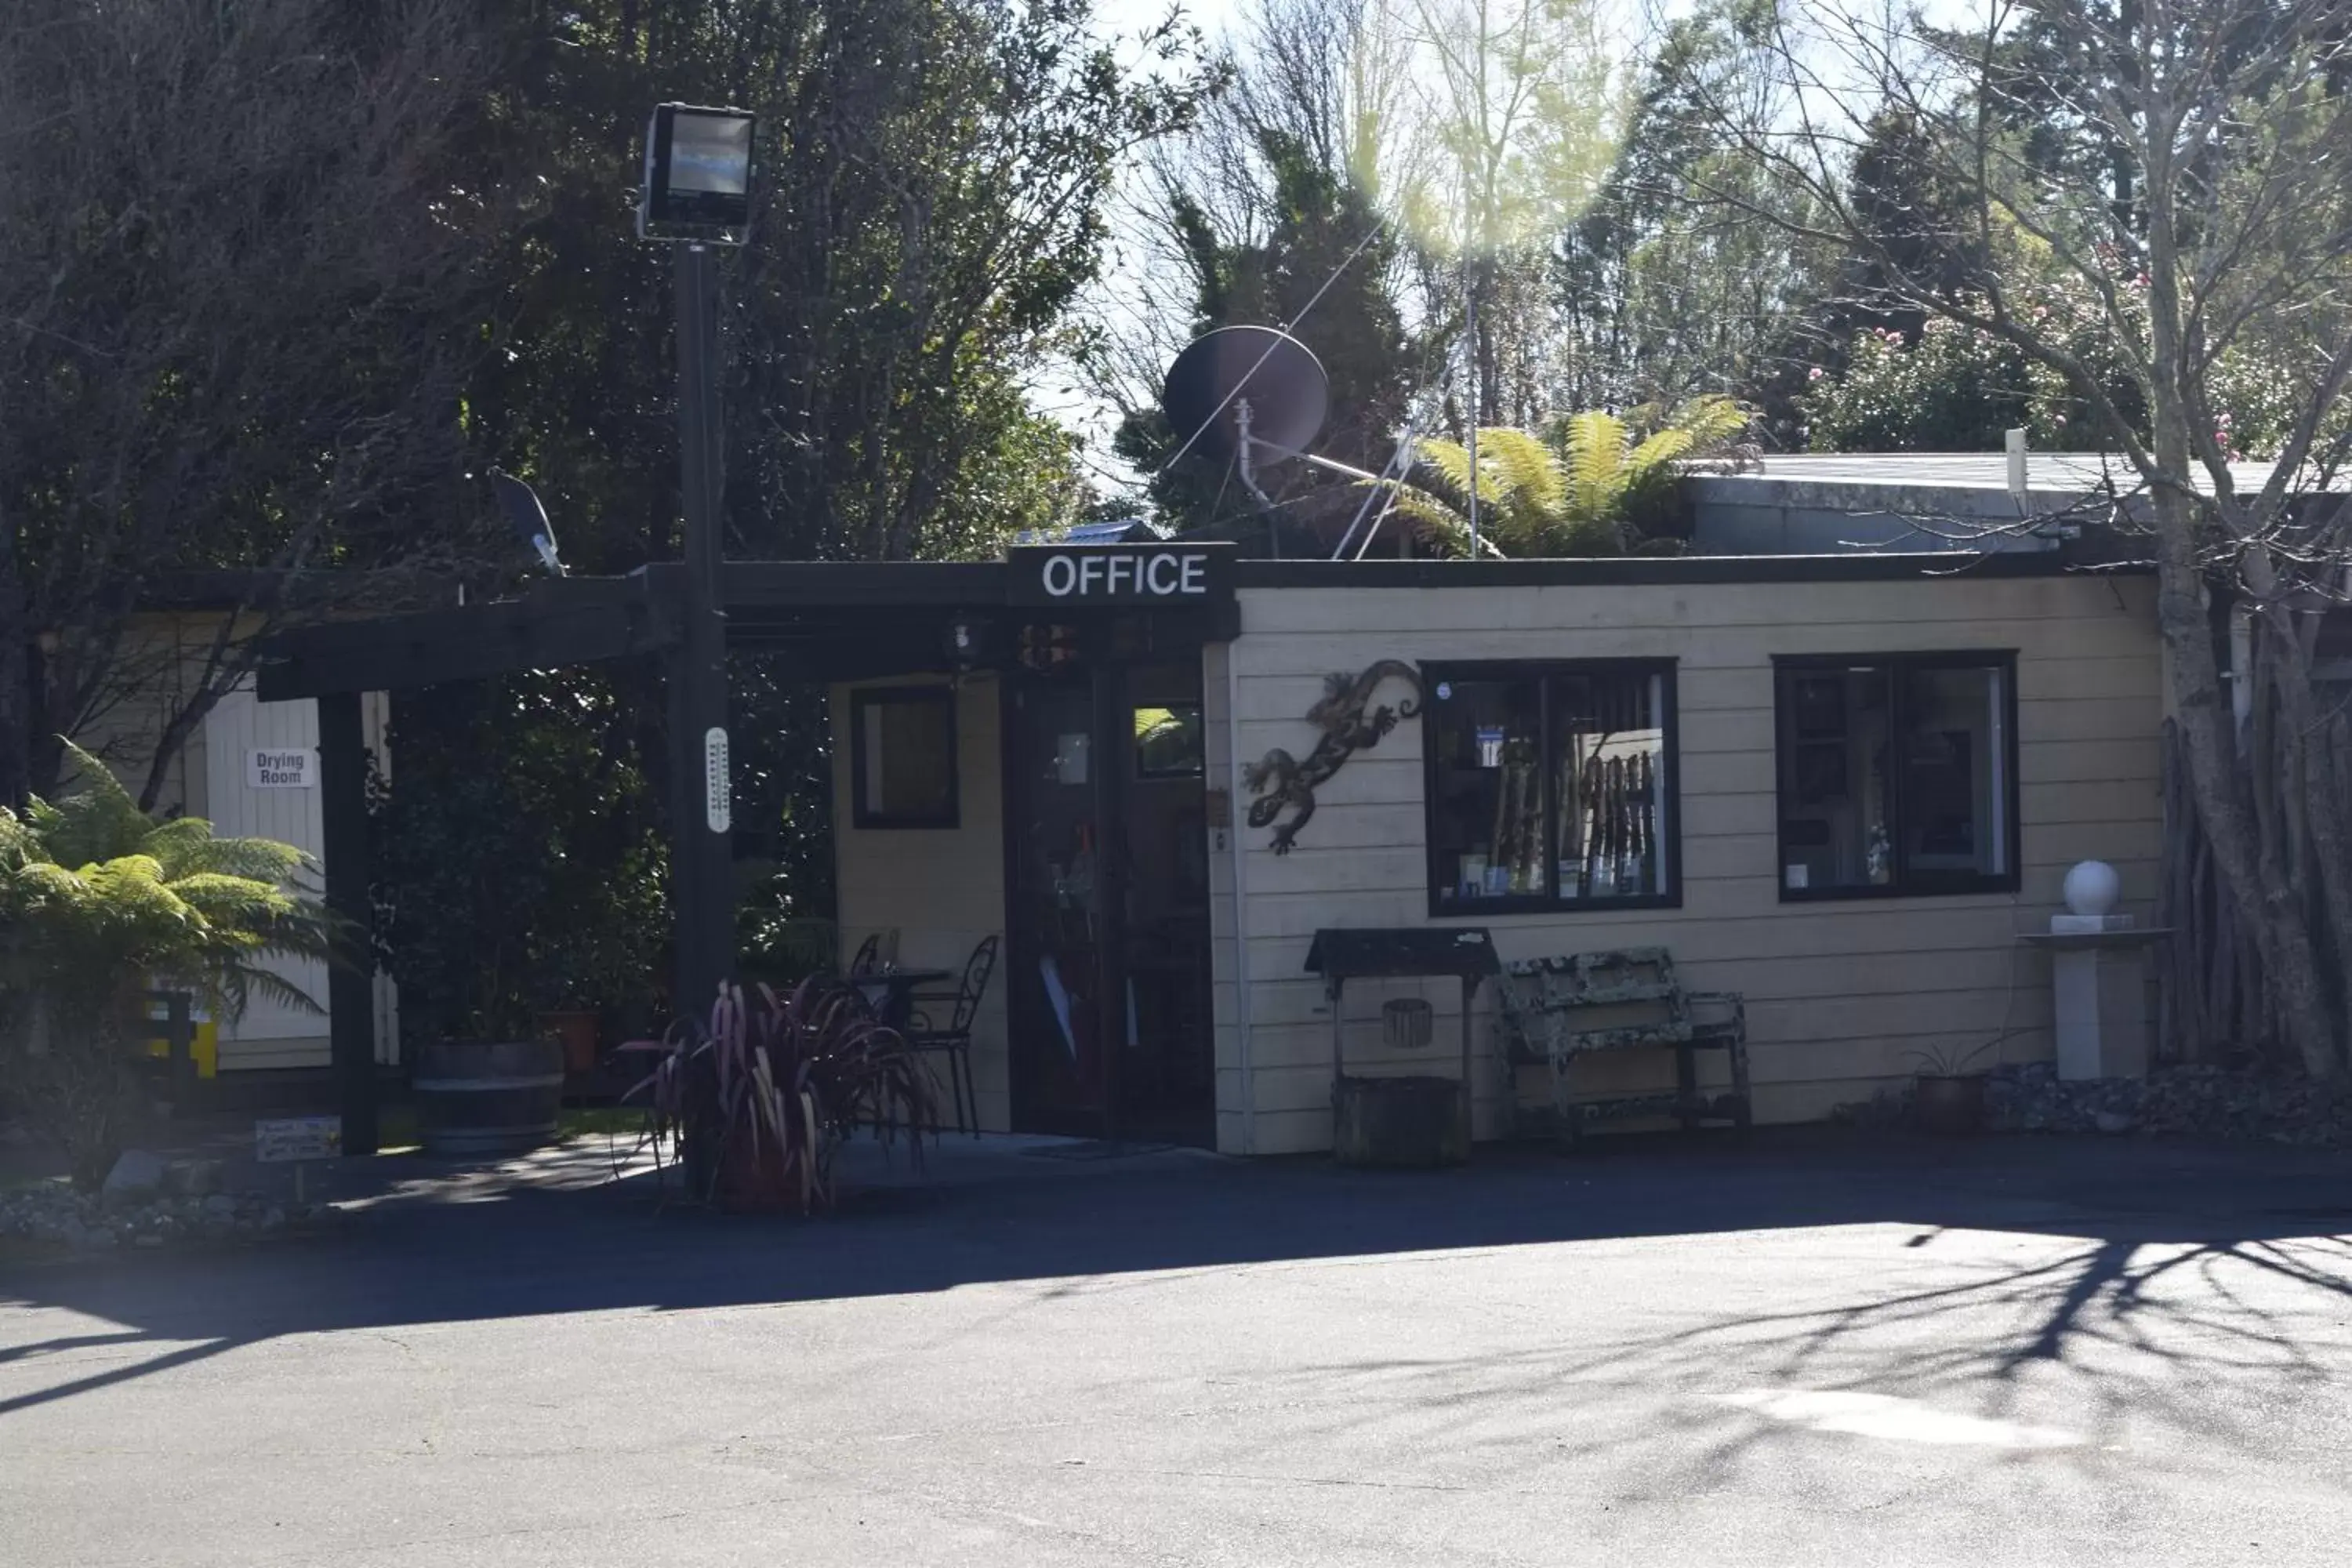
{"left": 317, "top": 691, "right": 379, "bottom": 1156}
{"left": 256, "top": 597, "right": 680, "bottom": 701}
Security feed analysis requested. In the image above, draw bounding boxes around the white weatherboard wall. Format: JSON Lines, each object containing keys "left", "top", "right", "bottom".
{"left": 830, "top": 674, "right": 1011, "bottom": 1131}
{"left": 1208, "top": 574, "right": 2163, "bottom": 1156}
{"left": 201, "top": 684, "right": 398, "bottom": 1070}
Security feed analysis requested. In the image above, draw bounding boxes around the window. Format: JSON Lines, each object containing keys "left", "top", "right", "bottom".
{"left": 1773, "top": 653, "right": 2017, "bottom": 899}
{"left": 851, "top": 687, "right": 958, "bottom": 829}
{"left": 1133, "top": 704, "right": 1204, "bottom": 779}
{"left": 1423, "top": 662, "right": 1679, "bottom": 914}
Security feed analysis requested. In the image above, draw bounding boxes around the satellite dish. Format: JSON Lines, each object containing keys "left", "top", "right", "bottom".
{"left": 490, "top": 467, "right": 565, "bottom": 577}
{"left": 1161, "top": 325, "right": 1328, "bottom": 466}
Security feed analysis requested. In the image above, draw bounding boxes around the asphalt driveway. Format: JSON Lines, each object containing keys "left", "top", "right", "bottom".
{"left": 5, "top": 1129, "right": 2351, "bottom": 1566}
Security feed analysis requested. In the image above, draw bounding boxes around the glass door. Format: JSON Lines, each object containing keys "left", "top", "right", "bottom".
{"left": 1004, "top": 659, "right": 1215, "bottom": 1145}
{"left": 1007, "top": 678, "right": 1112, "bottom": 1135}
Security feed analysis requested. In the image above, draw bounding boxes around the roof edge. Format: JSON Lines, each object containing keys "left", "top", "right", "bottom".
{"left": 1233, "top": 550, "right": 2151, "bottom": 590}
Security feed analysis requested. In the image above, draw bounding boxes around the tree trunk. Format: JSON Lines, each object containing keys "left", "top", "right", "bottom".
{"left": 0, "top": 500, "right": 28, "bottom": 808}
{"left": 2263, "top": 608, "right": 2352, "bottom": 1036}
{"left": 2151, "top": 528, "right": 2343, "bottom": 1079}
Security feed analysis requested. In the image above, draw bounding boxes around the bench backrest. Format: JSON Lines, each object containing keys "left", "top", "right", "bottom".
{"left": 1497, "top": 948, "right": 1693, "bottom": 1056}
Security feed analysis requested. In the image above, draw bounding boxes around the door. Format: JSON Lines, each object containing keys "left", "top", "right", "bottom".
{"left": 201, "top": 684, "right": 400, "bottom": 1068}
{"left": 1004, "top": 659, "right": 1214, "bottom": 1144}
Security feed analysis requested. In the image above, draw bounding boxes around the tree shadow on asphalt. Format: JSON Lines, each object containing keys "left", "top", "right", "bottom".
{"left": 4, "top": 1127, "right": 2349, "bottom": 1430}
{"left": 1200, "top": 1227, "right": 2352, "bottom": 1498}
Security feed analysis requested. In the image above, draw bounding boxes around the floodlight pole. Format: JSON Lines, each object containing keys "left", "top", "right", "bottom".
{"left": 669, "top": 240, "right": 732, "bottom": 1053}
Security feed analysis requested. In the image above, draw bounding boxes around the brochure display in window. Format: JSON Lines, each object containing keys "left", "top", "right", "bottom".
{"left": 1423, "top": 662, "right": 1679, "bottom": 914}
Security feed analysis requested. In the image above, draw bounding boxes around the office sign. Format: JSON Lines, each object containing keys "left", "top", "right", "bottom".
{"left": 248, "top": 747, "right": 314, "bottom": 789}
{"left": 1008, "top": 544, "right": 1233, "bottom": 608}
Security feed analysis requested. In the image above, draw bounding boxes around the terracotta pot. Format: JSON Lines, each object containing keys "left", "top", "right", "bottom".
{"left": 535, "top": 1010, "right": 600, "bottom": 1076}
{"left": 1915, "top": 1073, "right": 1987, "bottom": 1136}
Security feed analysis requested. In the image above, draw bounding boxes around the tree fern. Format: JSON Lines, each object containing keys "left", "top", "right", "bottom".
{"left": 1364, "top": 397, "right": 1753, "bottom": 557}
{"left": 1, "top": 741, "right": 341, "bottom": 1184}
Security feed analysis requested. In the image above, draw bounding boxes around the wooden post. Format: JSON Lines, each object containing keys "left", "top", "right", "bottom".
{"left": 318, "top": 689, "right": 379, "bottom": 1156}
{"left": 1091, "top": 658, "right": 1128, "bottom": 1144}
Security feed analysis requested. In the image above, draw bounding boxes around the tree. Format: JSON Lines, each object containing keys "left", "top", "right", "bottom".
{"left": 1406, "top": 0, "right": 1624, "bottom": 428}
{"left": 1553, "top": 1, "right": 1834, "bottom": 412}
{"left": 0, "top": 745, "right": 334, "bottom": 1185}
{"left": 1673, "top": 1, "right": 2352, "bottom": 1077}
{"left": 0, "top": 0, "right": 493, "bottom": 809}
{"left": 1113, "top": 128, "right": 1421, "bottom": 538}
{"left": 1376, "top": 396, "right": 1751, "bottom": 554}
{"left": 1095, "top": 0, "right": 1422, "bottom": 538}
{"left": 355, "top": 1, "right": 1214, "bottom": 1018}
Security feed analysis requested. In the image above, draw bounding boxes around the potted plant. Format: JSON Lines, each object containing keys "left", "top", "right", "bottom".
{"left": 626, "top": 976, "right": 936, "bottom": 1212}
{"left": 1908, "top": 1039, "right": 1998, "bottom": 1135}
{"left": 0, "top": 744, "right": 336, "bottom": 1188}
{"left": 533, "top": 996, "right": 601, "bottom": 1076}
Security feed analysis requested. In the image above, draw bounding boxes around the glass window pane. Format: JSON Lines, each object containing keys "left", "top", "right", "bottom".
{"left": 1777, "top": 666, "right": 1893, "bottom": 892}
{"left": 859, "top": 693, "right": 956, "bottom": 824}
{"left": 1428, "top": 677, "right": 1547, "bottom": 904}
{"left": 1554, "top": 671, "right": 1669, "bottom": 899}
{"left": 1133, "top": 704, "right": 1204, "bottom": 778}
{"left": 1899, "top": 665, "right": 2005, "bottom": 878}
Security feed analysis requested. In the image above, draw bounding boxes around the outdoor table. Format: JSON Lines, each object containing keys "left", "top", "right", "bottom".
{"left": 855, "top": 967, "right": 953, "bottom": 1030}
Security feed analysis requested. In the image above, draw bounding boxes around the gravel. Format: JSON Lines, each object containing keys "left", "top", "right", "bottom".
{"left": 1836, "top": 1062, "right": 2352, "bottom": 1146}
{"left": 1985, "top": 1061, "right": 2352, "bottom": 1146}
{"left": 1, "top": 1182, "right": 339, "bottom": 1252}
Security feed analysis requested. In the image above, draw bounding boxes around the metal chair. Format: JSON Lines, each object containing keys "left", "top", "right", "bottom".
{"left": 847, "top": 932, "right": 883, "bottom": 976}
{"left": 905, "top": 935, "right": 998, "bottom": 1136}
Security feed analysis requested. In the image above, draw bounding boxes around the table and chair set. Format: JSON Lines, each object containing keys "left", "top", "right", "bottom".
{"left": 848, "top": 931, "right": 998, "bottom": 1137}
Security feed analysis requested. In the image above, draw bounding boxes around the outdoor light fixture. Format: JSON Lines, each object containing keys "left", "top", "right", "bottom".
{"left": 638, "top": 103, "right": 757, "bottom": 242}
{"left": 489, "top": 467, "right": 565, "bottom": 577}
{"left": 943, "top": 615, "right": 990, "bottom": 672}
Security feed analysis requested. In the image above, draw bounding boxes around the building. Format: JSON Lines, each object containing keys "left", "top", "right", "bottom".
{"left": 223, "top": 456, "right": 2195, "bottom": 1152}
{"left": 823, "top": 545, "right": 2158, "bottom": 1154}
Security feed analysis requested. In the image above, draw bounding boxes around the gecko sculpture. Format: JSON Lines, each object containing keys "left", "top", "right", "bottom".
{"left": 1241, "top": 659, "right": 1424, "bottom": 854}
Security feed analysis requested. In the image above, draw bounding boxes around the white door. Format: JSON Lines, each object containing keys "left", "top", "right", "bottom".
{"left": 200, "top": 685, "right": 399, "bottom": 1065}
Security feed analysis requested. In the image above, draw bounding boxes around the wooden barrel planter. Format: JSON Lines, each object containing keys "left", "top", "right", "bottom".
{"left": 412, "top": 1040, "right": 565, "bottom": 1157}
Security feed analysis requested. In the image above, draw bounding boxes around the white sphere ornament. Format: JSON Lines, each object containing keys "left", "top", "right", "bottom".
{"left": 2063, "top": 859, "right": 2121, "bottom": 917}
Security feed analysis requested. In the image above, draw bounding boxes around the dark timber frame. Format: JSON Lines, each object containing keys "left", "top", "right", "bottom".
{"left": 253, "top": 551, "right": 1241, "bottom": 1152}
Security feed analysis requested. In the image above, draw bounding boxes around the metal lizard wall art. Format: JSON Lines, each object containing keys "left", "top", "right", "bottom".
{"left": 1241, "top": 660, "right": 1424, "bottom": 853}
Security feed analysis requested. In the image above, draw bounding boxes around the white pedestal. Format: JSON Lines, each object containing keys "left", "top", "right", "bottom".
{"left": 2022, "top": 930, "right": 2165, "bottom": 1082}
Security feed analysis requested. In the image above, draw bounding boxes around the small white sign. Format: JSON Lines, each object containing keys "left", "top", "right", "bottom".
{"left": 255, "top": 1115, "right": 341, "bottom": 1163}
{"left": 703, "top": 727, "right": 731, "bottom": 833}
{"left": 248, "top": 747, "right": 314, "bottom": 789}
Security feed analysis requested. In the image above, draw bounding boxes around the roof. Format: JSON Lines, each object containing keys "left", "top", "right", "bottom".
{"left": 1721, "top": 452, "right": 2325, "bottom": 493}
{"left": 1682, "top": 451, "right": 2339, "bottom": 557}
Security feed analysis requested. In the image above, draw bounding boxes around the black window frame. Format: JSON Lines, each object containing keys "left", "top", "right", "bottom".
{"left": 1771, "top": 650, "right": 2020, "bottom": 902}
{"left": 849, "top": 685, "right": 960, "bottom": 829}
{"left": 1420, "top": 659, "right": 1682, "bottom": 918}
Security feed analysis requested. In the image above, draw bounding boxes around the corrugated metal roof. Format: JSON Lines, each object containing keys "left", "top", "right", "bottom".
{"left": 1723, "top": 452, "right": 2328, "bottom": 495}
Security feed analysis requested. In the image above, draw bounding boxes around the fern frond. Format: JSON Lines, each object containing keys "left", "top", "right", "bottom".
{"left": 1477, "top": 428, "right": 1566, "bottom": 524}
{"left": 1560, "top": 410, "right": 1630, "bottom": 526}
{"left": 1413, "top": 437, "right": 1502, "bottom": 512}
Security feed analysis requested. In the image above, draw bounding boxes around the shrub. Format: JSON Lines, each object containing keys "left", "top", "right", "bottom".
{"left": 0, "top": 743, "right": 335, "bottom": 1185}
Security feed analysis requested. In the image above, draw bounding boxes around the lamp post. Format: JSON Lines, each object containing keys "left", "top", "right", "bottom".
{"left": 641, "top": 104, "right": 756, "bottom": 1062}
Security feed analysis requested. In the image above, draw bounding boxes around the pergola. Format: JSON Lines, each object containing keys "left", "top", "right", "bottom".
{"left": 254, "top": 557, "right": 1236, "bottom": 1152}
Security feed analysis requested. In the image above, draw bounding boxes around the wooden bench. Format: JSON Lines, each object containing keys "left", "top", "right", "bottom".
{"left": 1495, "top": 948, "right": 1751, "bottom": 1146}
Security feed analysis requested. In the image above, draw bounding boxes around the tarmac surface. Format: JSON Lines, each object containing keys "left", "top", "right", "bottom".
{"left": 5, "top": 1127, "right": 2352, "bottom": 1566}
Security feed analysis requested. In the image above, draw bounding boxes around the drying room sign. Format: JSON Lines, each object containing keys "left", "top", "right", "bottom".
{"left": 247, "top": 747, "right": 314, "bottom": 789}
{"left": 1008, "top": 543, "right": 1234, "bottom": 608}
